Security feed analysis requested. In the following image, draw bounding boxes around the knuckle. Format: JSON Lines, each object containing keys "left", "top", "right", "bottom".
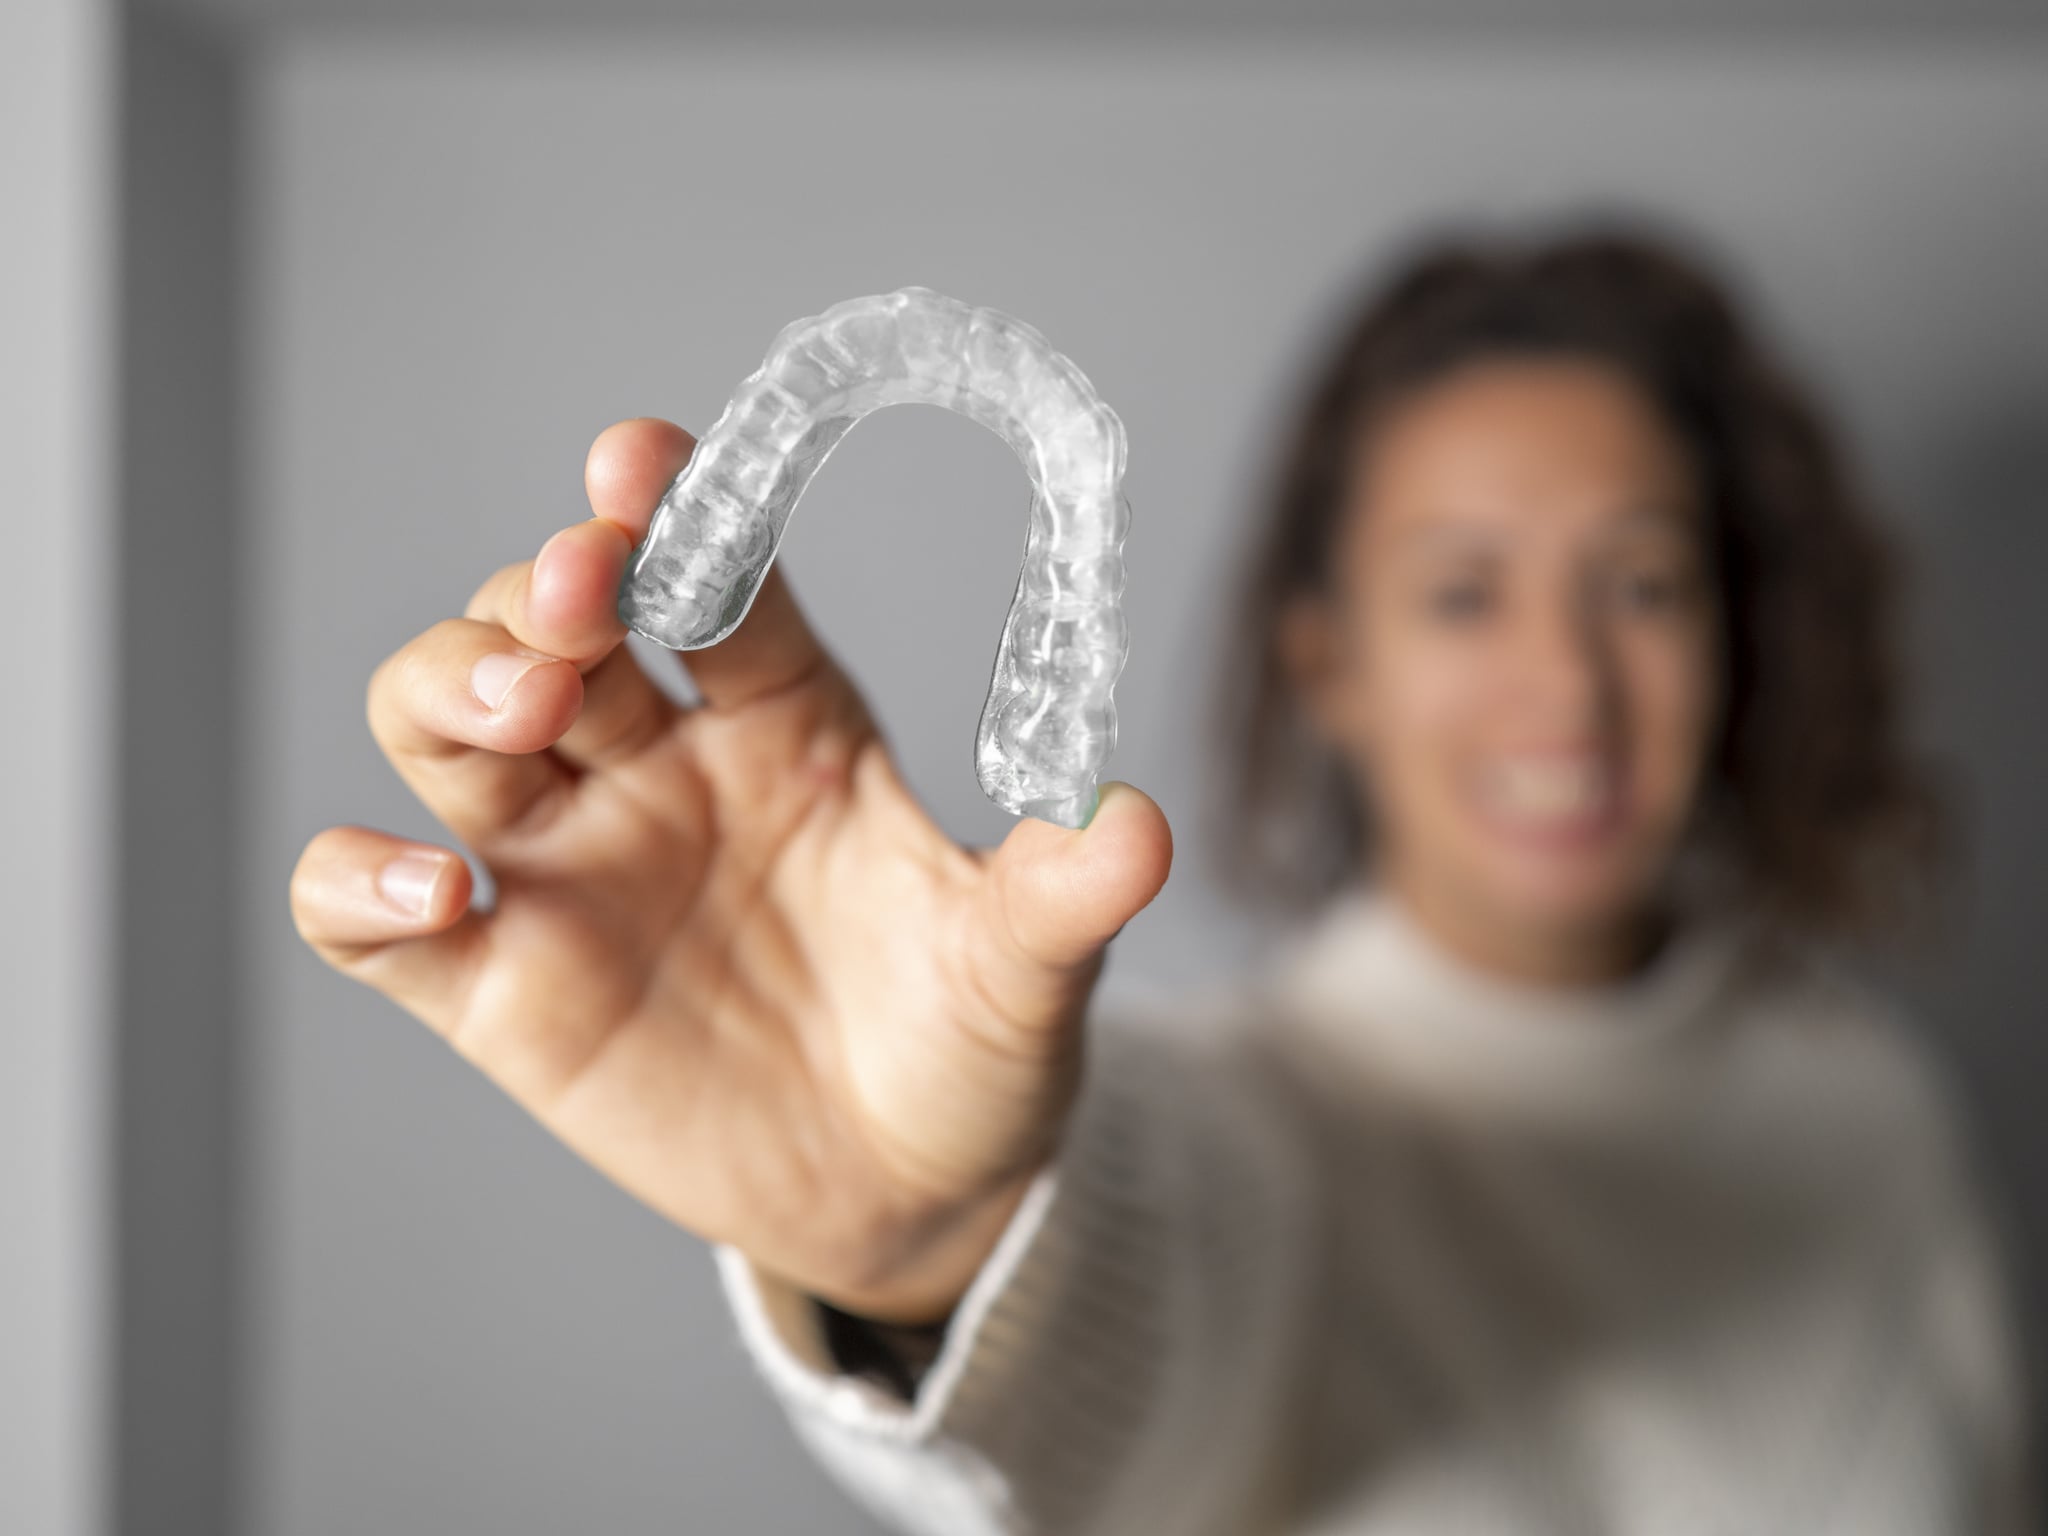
{"left": 286, "top": 833, "right": 340, "bottom": 938}
{"left": 465, "top": 561, "right": 527, "bottom": 623}
{"left": 422, "top": 615, "right": 482, "bottom": 660}
{"left": 364, "top": 653, "right": 395, "bottom": 743}
{"left": 367, "top": 620, "right": 487, "bottom": 753}
{"left": 365, "top": 654, "right": 409, "bottom": 751}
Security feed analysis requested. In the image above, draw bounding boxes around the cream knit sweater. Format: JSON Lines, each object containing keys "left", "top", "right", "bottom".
{"left": 714, "top": 887, "right": 2034, "bottom": 1534}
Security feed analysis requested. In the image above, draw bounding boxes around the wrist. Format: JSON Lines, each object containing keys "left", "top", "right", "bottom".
{"left": 805, "top": 1168, "right": 1039, "bottom": 1327}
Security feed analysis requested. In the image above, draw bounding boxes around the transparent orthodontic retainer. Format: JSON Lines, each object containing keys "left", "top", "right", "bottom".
{"left": 616, "top": 286, "right": 1131, "bottom": 830}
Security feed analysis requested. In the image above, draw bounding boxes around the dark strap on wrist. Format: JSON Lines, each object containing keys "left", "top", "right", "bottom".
{"left": 814, "top": 1298, "right": 953, "bottom": 1403}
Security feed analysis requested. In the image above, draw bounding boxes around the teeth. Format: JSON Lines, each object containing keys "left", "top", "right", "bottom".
{"left": 1482, "top": 759, "right": 1612, "bottom": 821}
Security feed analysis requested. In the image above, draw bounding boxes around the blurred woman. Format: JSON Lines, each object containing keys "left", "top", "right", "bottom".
{"left": 292, "top": 219, "right": 2032, "bottom": 1533}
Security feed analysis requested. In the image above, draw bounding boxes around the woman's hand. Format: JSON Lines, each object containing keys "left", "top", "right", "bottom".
{"left": 288, "top": 418, "right": 1172, "bottom": 1325}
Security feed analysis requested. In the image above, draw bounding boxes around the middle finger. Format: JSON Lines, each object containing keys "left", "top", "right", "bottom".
{"left": 367, "top": 615, "right": 584, "bottom": 848}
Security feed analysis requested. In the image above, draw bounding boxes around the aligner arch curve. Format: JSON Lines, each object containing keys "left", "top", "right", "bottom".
{"left": 617, "top": 286, "right": 1131, "bottom": 829}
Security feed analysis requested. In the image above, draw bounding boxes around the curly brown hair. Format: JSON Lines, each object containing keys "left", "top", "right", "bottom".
{"left": 1208, "top": 215, "right": 1946, "bottom": 943}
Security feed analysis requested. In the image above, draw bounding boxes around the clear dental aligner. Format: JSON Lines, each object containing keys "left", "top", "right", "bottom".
{"left": 617, "top": 286, "right": 1131, "bottom": 829}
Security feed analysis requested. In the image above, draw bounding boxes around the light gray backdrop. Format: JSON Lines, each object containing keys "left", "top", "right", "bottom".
{"left": 32, "top": 13, "right": 2048, "bottom": 1536}
{"left": 0, "top": 3, "right": 114, "bottom": 1535}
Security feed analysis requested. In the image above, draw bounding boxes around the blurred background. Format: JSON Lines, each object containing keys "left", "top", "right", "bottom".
{"left": 4, "top": 1, "right": 2044, "bottom": 1532}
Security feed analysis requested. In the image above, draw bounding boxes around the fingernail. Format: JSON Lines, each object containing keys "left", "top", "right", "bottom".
{"left": 378, "top": 850, "right": 447, "bottom": 919}
{"left": 472, "top": 651, "right": 545, "bottom": 712}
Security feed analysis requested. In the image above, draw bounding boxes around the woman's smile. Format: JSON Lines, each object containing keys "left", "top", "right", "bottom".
{"left": 1465, "top": 749, "right": 1627, "bottom": 851}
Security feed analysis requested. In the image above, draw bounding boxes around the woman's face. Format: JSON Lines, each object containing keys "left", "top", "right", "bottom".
{"left": 1284, "top": 356, "right": 1723, "bottom": 982}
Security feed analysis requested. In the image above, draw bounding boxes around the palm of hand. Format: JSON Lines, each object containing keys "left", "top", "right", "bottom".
{"left": 444, "top": 657, "right": 1088, "bottom": 1305}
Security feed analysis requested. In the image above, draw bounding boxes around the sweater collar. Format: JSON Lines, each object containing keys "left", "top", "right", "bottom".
{"left": 1265, "top": 882, "right": 1755, "bottom": 1102}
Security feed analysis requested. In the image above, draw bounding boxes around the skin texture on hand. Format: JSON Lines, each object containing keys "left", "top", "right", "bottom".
{"left": 287, "top": 418, "right": 1171, "bottom": 1326}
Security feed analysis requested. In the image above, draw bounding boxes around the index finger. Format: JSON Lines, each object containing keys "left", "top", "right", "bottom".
{"left": 601, "top": 417, "right": 833, "bottom": 713}
{"left": 459, "top": 419, "right": 702, "bottom": 668}
{"left": 586, "top": 417, "right": 698, "bottom": 540}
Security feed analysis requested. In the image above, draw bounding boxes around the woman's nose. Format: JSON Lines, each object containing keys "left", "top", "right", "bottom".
{"left": 1513, "top": 592, "right": 1616, "bottom": 732}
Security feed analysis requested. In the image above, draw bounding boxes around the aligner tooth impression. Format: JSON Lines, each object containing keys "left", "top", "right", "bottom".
{"left": 617, "top": 286, "right": 1131, "bottom": 830}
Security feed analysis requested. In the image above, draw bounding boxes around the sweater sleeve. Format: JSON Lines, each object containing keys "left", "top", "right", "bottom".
{"left": 711, "top": 1003, "right": 1329, "bottom": 1536}
{"left": 1909, "top": 1072, "right": 2039, "bottom": 1535}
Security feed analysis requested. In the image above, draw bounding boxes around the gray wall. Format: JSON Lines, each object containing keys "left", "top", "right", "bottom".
{"left": 0, "top": 2, "right": 116, "bottom": 1533}
{"left": 114, "top": 12, "right": 247, "bottom": 1536}
{"left": 235, "top": 32, "right": 2048, "bottom": 1534}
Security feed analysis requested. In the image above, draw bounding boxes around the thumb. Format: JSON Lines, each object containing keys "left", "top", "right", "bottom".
{"left": 971, "top": 782, "right": 1174, "bottom": 1018}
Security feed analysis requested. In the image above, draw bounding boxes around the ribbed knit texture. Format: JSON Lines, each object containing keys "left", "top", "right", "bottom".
{"left": 714, "top": 885, "right": 2035, "bottom": 1534}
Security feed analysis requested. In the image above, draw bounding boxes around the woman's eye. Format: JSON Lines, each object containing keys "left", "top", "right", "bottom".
{"left": 1428, "top": 584, "right": 1493, "bottom": 620}
{"left": 1615, "top": 569, "right": 1689, "bottom": 612}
